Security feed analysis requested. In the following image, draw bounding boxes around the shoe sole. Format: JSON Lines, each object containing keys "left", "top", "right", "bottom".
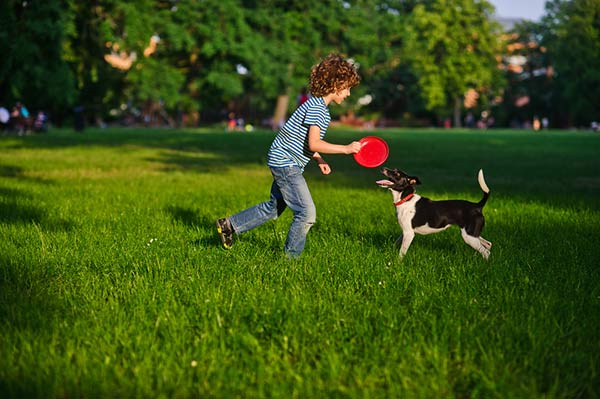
{"left": 216, "top": 221, "right": 232, "bottom": 249}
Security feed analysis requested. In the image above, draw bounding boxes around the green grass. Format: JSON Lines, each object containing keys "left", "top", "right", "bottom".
{"left": 1, "top": 127, "right": 599, "bottom": 398}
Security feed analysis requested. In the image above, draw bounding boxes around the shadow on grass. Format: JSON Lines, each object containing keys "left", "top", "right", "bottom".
{"left": 4, "top": 127, "right": 273, "bottom": 173}
{"left": 1, "top": 128, "right": 394, "bottom": 189}
{"left": 0, "top": 255, "right": 66, "bottom": 330}
{"left": 165, "top": 203, "right": 289, "bottom": 254}
{"left": 0, "top": 163, "right": 53, "bottom": 185}
{"left": 0, "top": 196, "right": 75, "bottom": 231}
{"left": 0, "top": 164, "right": 23, "bottom": 177}
{"left": 165, "top": 205, "right": 226, "bottom": 248}
{"left": 3, "top": 127, "right": 600, "bottom": 206}
{"left": 0, "top": 168, "right": 74, "bottom": 231}
{"left": 0, "top": 199, "right": 44, "bottom": 225}
{"left": 165, "top": 205, "right": 206, "bottom": 227}
{"left": 0, "top": 254, "right": 72, "bottom": 398}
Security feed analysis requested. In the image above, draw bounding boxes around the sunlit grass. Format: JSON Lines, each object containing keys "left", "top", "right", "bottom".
{"left": 1, "top": 127, "right": 599, "bottom": 398}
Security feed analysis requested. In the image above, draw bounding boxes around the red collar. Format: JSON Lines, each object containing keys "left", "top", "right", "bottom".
{"left": 394, "top": 193, "right": 414, "bottom": 207}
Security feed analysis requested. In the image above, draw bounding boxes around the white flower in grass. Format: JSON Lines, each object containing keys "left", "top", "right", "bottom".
{"left": 191, "top": 360, "right": 198, "bottom": 367}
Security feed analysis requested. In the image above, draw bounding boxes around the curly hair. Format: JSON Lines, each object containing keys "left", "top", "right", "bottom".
{"left": 309, "top": 53, "right": 361, "bottom": 97}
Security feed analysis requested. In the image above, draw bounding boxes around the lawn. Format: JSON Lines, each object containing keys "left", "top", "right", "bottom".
{"left": 1, "top": 127, "right": 599, "bottom": 398}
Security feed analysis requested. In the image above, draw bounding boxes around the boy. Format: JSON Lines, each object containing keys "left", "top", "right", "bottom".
{"left": 216, "top": 53, "right": 361, "bottom": 258}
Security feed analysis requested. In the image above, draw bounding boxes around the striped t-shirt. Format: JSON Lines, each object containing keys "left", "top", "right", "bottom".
{"left": 267, "top": 97, "right": 330, "bottom": 170}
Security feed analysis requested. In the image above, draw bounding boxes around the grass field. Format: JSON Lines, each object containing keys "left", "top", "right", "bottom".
{"left": 1, "top": 127, "right": 599, "bottom": 398}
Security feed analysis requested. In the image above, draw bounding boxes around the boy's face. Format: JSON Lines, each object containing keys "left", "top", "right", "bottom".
{"left": 331, "top": 87, "right": 351, "bottom": 105}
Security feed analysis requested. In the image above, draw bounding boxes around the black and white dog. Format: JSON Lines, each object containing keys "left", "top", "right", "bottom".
{"left": 377, "top": 168, "right": 492, "bottom": 259}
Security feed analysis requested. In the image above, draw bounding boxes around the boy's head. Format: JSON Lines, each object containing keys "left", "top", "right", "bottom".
{"left": 309, "top": 53, "right": 360, "bottom": 97}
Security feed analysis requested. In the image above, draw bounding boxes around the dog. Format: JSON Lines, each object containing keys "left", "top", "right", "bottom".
{"left": 377, "top": 168, "right": 492, "bottom": 259}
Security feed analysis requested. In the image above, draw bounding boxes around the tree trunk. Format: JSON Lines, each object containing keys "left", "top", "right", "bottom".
{"left": 272, "top": 94, "right": 289, "bottom": 130}
{"left": 453, "top": 96, "right": 462, "bottom": 128}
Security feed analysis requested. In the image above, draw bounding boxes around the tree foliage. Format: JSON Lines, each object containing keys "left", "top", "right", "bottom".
{"left": 542, "top": 0, "right": 600, "bottom": 126}
{"left": 403, "top": 0, "right": 503, "bottom": 125}
{"left": 497, "top": 20, "right": 555, "bottom": 127}
{"left": 0, "top": 0, "right": 76, "bottom": 115}
{"left": 1, "top": 0, "right": 596, "bottom": 128}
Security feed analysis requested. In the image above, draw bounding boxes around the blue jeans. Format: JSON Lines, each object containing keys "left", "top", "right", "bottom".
{"left": 229, "top": 166, "right": 316, "bottom": 258}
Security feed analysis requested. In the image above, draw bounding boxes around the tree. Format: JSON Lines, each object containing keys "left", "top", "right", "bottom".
{"left": 221, "top": 0, "right": 411, "bottom": 125}
{"left": 542, "top": 0, "right": 600, "bottom": 126}
{"left": 497, "top": 20, "right": 555, "bottom": 128}
{"left": 403, "top": 0, "right": 503, "bottom": 126}
{"left": 0, "top": 0, "right": 76, "bottom": 118}
{"left": 347, "top": 1, "right": 430, "bottom": 124}
{"left": 3, "top": 0, "right": 515, "bottom": 127}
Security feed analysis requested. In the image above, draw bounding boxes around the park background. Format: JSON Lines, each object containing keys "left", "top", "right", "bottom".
{"left": 1, "top": 0, "right": 599, "bottom": 131}
{"left": 1, "top": 1, "right": 600, "bottom": 398}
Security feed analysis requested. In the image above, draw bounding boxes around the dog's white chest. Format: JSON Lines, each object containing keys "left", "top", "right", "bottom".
{"left": 395, "top": 201, "right": 417, "bottom": 229}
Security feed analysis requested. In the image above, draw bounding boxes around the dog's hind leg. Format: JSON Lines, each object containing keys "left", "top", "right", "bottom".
{"left": 479, "top": 237, "right": 492, "bottom": 250}
{"left": 461, "top": 228, "right": 490, "bottom": 260}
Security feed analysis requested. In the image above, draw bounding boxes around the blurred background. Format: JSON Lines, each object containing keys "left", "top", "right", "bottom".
{"left": 0, "top": 0, "right": 598, "bottom": 132}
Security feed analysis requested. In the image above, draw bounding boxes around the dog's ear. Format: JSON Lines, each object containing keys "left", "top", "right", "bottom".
{"left": 409, "top": 176, "right": 421, "bottom": 185}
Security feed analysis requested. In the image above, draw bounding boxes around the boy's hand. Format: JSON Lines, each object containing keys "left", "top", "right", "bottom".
{"left": 345, "top": 141, "right": 362, "bottom": 154}
{"left": 313, "top": 152, "right": 331, "bottom": 174}
{"left": 318, "top": 162, "right": 331, "bottom": 175}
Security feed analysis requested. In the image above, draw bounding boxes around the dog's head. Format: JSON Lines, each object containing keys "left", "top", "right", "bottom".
{"left": 376, "top": 167, "right": 421, "bottom": 192}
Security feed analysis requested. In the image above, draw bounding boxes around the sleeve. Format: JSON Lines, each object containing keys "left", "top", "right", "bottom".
{"left": 303, "top": 104, "right": 328, "bottom": 131}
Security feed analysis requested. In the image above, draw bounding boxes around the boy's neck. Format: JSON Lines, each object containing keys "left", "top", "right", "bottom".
{"left": 322, "top": 93, "right": 334, "bottom": 106}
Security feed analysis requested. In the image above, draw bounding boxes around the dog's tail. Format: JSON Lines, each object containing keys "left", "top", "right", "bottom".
{"left": 477, "top": 169, "right": 490, "bottom": 207}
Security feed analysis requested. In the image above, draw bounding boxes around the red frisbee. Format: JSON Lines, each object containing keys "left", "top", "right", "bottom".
{"left": 354, "top": 136, "right": 389, "bottom": 168}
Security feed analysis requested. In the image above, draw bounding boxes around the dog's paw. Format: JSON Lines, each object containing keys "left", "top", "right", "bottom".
{"left": 480, "top": 247, "right": 490, "bottom": 260}
{"left": 479, "top": 237, "right": 492, "bottom": 250}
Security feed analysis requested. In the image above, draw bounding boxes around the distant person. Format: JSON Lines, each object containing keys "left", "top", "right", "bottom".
{"left": 0, "top": 105, "right": 9, "bottom": 132}
{"left": 74, "top": 105, "right": 85, "bottom": 132}
{"left": 19, "top": 102, "right": 31, "bottom": 132}
{"left": 465, "top": 111, "right": 475, "bottom": 128}
{"left": 34, "top": 111, "right": 48, "bottom": 133}
{"left": 533, "top": 116, "right": 541, "bottom": 131}
{"left": 227, "top": 112, "right": 236, "bottom": 131}
{"left": 542, "top": 117, "right": 549, "bottom": 129}
{"left": 19, "top": 102, "right": 29, "bottom": 119}
{"left": 216, "top": 53, "right": 361, "bottom": 258}
{"left": 297, "top": 87, "right": 310, "bottom": 106}
{"left": 11, "top": 105, "right": 20, "bottom": 132}
{"left": 236, "top": 116, "right": 245, "bottom": 131}
{"left": 12, "top": 102, "right": 29, "bottom": 134}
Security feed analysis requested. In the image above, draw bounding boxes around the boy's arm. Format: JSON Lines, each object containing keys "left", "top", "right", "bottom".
{"left": 312, "top": 152, "right": 331, "bottom": 175}
{"left": 307, "top": 125, "right": 361, "bottom": 154}
{"left": 313, "top": 152, "right": 325, "bottom": 163}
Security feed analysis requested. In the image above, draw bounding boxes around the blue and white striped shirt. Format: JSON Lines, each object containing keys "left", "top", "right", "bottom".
{"left": 267, "top": 97, "right": 330, "bottom": 170}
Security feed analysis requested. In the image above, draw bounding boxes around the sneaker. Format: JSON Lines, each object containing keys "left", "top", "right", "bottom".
{"left": 216, "top": 218, "right": 234, "bottom": 249}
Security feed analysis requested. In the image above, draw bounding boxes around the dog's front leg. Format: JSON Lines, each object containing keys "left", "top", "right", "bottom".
{"left": 398, "top": 230, "right": 415, "bottom": 258}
